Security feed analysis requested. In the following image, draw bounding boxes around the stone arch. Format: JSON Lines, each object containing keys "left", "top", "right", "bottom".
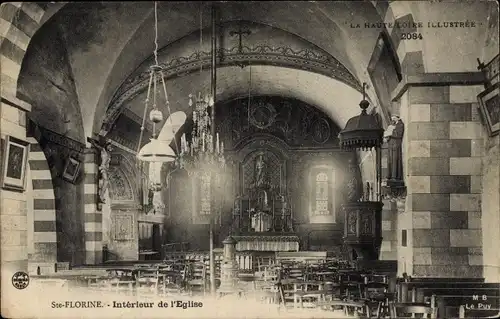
{"left": 0, "top": 2, "right": 63, "bottom": 100}
{"left": 26, "top": 137, "right": 57, "bottom": 274}
{"left": 370, "top": 1, "right": 423, "bottom": 76}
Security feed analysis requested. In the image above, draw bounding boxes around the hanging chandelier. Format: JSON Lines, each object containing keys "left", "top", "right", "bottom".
{"left": 175, "top": 5, "right": 225, "bottom": 173}
{"left": 136, "top": 1, "right": 179, "bottom": 164}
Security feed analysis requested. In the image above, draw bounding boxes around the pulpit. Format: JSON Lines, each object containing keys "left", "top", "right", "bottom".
{"left": 338, "top": 83, "right": 385, "bottom": 262}
{"left": 342, "top": 201, "right": 383, "bottom": 260}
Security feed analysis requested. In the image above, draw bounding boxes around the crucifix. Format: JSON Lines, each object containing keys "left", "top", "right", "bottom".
{"left": 229, "top": 23, "right": 251, "bottom": 55}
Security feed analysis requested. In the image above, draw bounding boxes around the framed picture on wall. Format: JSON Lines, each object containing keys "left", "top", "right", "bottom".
{"left": 62, "top": 156, "right": 81, "bottom": 183}
{"left": 478, "top": 82, "right": 500, "bottom": 136}
{"left": 1, "top": 135, "right": 30, "bottom": 191}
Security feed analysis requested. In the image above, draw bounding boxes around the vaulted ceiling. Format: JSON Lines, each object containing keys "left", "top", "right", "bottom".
{"left": 17, "top": 1, "right": 497, "bottom": 143}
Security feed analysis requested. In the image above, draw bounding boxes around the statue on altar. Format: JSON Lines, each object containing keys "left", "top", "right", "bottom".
{"left": 257, "top": 188, "right": 269, "bottom": 211}
{"left": 254, "top": 153, "right": 268, "bottom": 188}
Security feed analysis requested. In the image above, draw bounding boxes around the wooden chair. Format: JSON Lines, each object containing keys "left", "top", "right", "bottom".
{"left": 391, "top": 302, "right": 437, "bottom": 318}
{"left": 317, "top": 300, "right": 371, "bottom": 318}
{"left": 135, "top": 268, "right": 161, "bottom": 296}
{"left": 186, "top": 262, "right": 207, "bottom": 296}
{"left": 263, "top": 265, "right": 279, "bottom": 283}
{"left": 105, "top": 268, "right": 136, "bottom": 294}
{"left": 159, "top": 270, "right": 185, "bottom": 296}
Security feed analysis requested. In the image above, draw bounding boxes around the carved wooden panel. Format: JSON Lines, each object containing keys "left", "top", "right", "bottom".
{"left": 112, "top": 211, "right": 135, "bottom": 240}
{"left": 108, "top": 166, "right": 134, "bottom": 201}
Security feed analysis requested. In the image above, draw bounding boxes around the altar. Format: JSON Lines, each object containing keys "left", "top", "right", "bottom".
{"left": 228, "top": 144, "right": 300, "bottom": 253}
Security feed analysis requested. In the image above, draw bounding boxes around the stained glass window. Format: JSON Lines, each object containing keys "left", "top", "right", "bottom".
{"left": 200, "top": 172, "right": 211, "bottom": 215}
{"left": 315, "top": 172, "right": 330, "bottom": 215}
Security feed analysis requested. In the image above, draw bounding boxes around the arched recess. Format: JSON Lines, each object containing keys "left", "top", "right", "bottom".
{"left": 26, "top": 137, "right": 57, "bottom": 274}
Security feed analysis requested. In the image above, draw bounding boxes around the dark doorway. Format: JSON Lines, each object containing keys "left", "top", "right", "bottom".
{"left": 139, "top": 222, "right": 162, "bottom": 260}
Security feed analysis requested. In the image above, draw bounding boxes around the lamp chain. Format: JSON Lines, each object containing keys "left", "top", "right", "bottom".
{"left": 200, "top": 2, "right": 203, "bottom": 75}
{"left": 154, "top": 1, "right": 159, "bottom": 66}
{"left": 137, "top": 70, "right": 155, "bottom": 154}
{"left": 247, "top": 66, "right": 252, "bottom": 122}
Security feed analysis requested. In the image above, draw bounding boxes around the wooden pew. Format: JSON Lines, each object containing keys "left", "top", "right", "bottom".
{"left": 397, "top": 279, "right": 499, "bottom": 317}
{"left": 433, "top": 294, "right": 500, "bottom": 318}
{"left": 398, "top": 278, "right": 500, "bottom": 302}
{"left": 459, "top": 303, "right": 500, "bottom": 318}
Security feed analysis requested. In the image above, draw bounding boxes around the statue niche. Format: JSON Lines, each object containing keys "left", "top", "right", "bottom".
{"left": 236, "top": 148, "right": 290, "bottom": 233}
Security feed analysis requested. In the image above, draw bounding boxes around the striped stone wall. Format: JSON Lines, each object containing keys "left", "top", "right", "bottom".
{"left": 396, "top": 79, "right": 485, "bottom": 277}
{"left": 0, "top": 98, "right": 30, "bottom": 278}
{"left": 83, "top": 149, "right": 102, "bottom": 264}
{"left": 379, "top": 199, "right": 397, "bottom": 260}
{"left": 26, "top": 137, "right": 57, "bottom": 274}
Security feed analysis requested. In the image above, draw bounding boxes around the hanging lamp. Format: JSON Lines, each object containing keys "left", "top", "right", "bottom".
{"left": 136, "top": 1, "right": 179, "bottom": 164}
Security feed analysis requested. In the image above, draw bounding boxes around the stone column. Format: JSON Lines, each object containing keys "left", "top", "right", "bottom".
{"left": 83, "top": 148, "right": 103, "bottom": 264}
{"left": 394, "top": 74, "right": 484, "bottom": 278}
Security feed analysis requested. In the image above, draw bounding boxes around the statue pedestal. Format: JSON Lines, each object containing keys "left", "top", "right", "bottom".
{"left": 382, "top": 179, "right": 406, "bottom": 200}
{"left": 342, "top": 201, "right": 383, "bottom": 261}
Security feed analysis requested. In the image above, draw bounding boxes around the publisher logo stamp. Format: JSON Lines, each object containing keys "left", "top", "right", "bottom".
{"left": 12, "top": 271, "right": 29, "bottom": 290}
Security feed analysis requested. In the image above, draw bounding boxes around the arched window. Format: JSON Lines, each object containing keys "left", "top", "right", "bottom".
{"left": 200, "top": 172, "right": 211, "bottom": 215}
{"left": 309, "top": 166, "right": 336, "bottom": 223}
{"left": 314, "top": 172, "right": 329, "bottom": 215}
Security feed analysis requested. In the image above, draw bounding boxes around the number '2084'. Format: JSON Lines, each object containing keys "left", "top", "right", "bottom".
{"left": 402, "top": 33, "right": 423, "bottom": 40}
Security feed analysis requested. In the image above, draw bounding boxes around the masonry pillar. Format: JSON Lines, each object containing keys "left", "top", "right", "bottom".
{"left": 0, "top": 97, "right": 30, "bottom": 289}
{"left": 379, "top": 199, "right": 398, "bottom": 260}
{"left": 83, "top": 148, "right": 103, "bottom": 264}
{"left": 394, "top": 74, "right": 485, "bottom": 278}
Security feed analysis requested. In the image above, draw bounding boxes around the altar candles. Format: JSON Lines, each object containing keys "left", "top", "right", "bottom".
{"left": 202, "top": 132, "right": 205, "bottom": 152}
{"left": 216, "top": 133, "right": 219, "bottom": 154}
{"left": 181, "top": 135, "right": 187, "bottom": 153}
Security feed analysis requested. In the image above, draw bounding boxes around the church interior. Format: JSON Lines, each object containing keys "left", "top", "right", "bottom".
{"left": 1, "top": 1, "right": 499, "bottom": 318}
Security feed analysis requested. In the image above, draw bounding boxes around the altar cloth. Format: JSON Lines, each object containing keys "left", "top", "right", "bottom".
{"left": 232, "top": 235, "right": 300, "bottom": 252}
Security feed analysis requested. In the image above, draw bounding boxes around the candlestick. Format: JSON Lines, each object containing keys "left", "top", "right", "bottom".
{"left": 216, "top": 133, "right": 219, "bottom": 154}
{"left": 202, "top": 132, "right": 205, "bottom": 152}
{"left": 279, "top": 165, "right": 283, "bottom": 194}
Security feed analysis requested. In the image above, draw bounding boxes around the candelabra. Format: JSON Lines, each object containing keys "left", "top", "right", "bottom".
{"left": 176, "top": 92, "right": 226, "bottom": 173}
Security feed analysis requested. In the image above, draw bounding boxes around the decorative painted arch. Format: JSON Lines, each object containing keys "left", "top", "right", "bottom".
{"left": 99, "top": 18, "right": 364, "bottom": 136}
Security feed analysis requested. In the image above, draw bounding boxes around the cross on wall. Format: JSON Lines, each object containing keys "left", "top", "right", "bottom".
{"left": 229, "top": 23, "right": 252, "bottom": 54}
